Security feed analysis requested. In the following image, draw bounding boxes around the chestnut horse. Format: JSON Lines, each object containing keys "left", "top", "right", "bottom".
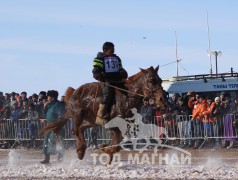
{"left": 41, "top": 66, "right": 167, "bottom": 164}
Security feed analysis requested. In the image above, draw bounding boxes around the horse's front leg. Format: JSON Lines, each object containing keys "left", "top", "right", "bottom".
{"left": 76, "top": 127, "right": 87, "bottom": 160}
{"left": 72, "top": 111, "right": 82, "bottom": 136}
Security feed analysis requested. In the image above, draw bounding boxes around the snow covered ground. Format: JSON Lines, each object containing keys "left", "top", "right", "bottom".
{"left": 1, "top": 148, "right": 238, "bottom": 179}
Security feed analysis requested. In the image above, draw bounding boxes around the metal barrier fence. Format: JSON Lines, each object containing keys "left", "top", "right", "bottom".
{"left": 0, "top": 119, "right": 111, "bottom": 142}
{"left": 0, "top": 114, "right": 238, "bottom": 145}
{"left": 152, "top": 114, "right": 238, "bottom": 140}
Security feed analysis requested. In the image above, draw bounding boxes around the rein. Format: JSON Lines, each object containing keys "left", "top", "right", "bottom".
{"left": 101, "top": 81, "right": 145, "bottom": 97}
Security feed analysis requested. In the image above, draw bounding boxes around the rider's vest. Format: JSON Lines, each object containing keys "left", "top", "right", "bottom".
{"left": 93, "top": 55, "right": 123, "bottom": 82}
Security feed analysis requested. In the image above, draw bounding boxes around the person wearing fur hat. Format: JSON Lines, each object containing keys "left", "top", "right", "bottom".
{"left": 40, "top": 90, "right": 66, "bottom": 164}
{"left": 39, "top": 91, "right": 46, "bottom": 102}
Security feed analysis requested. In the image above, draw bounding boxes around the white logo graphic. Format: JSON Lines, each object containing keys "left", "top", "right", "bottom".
{"left": 92, "top": 108, "right": 191, "bottom": 165}
{"left": 105, "top": 108, "right": 169, "bottom": 151}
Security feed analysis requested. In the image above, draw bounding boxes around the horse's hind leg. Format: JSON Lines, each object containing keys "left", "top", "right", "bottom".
{"left": 101, "top": 127, "right": 122, "bottom": 164}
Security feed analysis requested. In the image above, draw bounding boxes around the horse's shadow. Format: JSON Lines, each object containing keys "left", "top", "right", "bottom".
{"left": 105, "top": 116, "right": 166, "bottom": 152}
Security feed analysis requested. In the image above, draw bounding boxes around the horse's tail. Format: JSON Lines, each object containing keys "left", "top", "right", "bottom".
{"left": 65, "top": 87, "right": 75, "bottom": 103}
{"left": 38, "top": 118, "right": 68, "bottom": 138}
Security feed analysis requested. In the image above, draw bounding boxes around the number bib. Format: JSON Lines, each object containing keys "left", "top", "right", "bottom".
{"left": 104, "top": 56, "right": 119, "bottom": 73}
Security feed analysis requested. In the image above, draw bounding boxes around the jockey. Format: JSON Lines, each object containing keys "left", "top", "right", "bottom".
{"left": 92, "top": 42, "right": 128, "bottom": 125}
{"left": 40, "top": 90, "right": 66, "bottom": 164}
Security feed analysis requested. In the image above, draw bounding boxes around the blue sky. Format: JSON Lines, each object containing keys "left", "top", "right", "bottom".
{"left": 1, "top": 0, "right": 238, "bottom": 97}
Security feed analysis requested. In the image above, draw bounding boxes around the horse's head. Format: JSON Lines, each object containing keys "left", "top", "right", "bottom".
{"left": 140, "top": 65, "right": 168, "bottom": 107}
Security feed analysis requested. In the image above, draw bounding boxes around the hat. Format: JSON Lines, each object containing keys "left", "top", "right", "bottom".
{"left": 206, "top": 95, "right": 213, "bottom": 100}
{"left": 10, "top": 92, "right": 16, "bottom": 96}
{"left": 220, "top": 91, "right": 227, "bottom": 96}
{"left": 215, "top": 97, "right": 220, "bottom": 101}
{"left": 21, "top": 91, "right": 27, "bottom": 95}
{"left": 47, "top": 90, "right": 58, "bottom": 99}
{"left": 32, "top": 93, "right": 38, "bottom": 98}
{"left": 0, "top": 91, "right": 3, "bottom": 96}
{"left": 39, "top": 91, "right": 46, "bottom": 96}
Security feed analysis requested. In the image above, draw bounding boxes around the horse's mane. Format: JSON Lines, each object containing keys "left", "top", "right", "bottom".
{"left": 126, "top": 71, "right": 143, "bottom": 84}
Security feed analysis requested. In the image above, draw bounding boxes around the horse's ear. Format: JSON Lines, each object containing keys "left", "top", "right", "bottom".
{"left": 140, "top": 68, "right": 147, "bottom": 74}
{"left": 154, "top": 65, "right": 159, "bottom": 73}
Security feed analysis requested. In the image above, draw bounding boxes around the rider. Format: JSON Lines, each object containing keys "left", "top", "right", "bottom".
{"left": 92, "top": 42, "right": 128, "bottom": 125}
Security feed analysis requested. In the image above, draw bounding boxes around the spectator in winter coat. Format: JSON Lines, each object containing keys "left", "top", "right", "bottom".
{"left": 10, "top": 103, "right": 21, "bottom": 138}
{"left": 222, "top": 96, "right": 236, "bottom": 149}
{"left": 201, "top": 96, "right": 215, "bottom": 147}
{"left": 20, "top": 91, "right": 28, "bottom": 104}
{"left": 209, "top": 97, "right": 223, "bottom": 148}
{"left": 191, "top": 95, "right": 207, "bottom": 149}
{"left": 149, "top": 98, "right": 157, "bottom": 124}
{"left": 19, "top": 101, "right": 28, "bottom": 119}
{"left": 140, "top": 98, "right": 153, "bottom": 124}
{"left": 176, "top": 97, "right": 192, "bottom": 148}
{"left": 27, "top": 103, "right": 39, "bottom": 148}
{"left": 32, "top": 93, "right": 39, "bottom": 106}
{"left": 0, "top": 92, "right": 5, "bottom": 117}
{"left": 10, "top": 103, "right": 20, "bottom": 122}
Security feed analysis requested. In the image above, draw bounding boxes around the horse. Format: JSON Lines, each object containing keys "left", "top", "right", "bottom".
{"left": 105, "top": 115, "right": 168, "bottom": 151}
{"left": 40, "top": 65, "right": 168, "bottom": 164}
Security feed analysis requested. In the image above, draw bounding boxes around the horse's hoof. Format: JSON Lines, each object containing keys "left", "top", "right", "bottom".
{"left": 76, "top": 147, "right": 86, "bottom": 160}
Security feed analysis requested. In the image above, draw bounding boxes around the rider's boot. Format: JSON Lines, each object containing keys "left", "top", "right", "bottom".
{"left": 40, "top": 154, "right": 50, "bottom": 164}
{"left": 95, "top": 103, "right": 110, "bottom": 126}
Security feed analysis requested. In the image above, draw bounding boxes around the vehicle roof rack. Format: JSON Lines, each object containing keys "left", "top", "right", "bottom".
{"left": 172, "top": 72, "right": 238, "bottom": 81}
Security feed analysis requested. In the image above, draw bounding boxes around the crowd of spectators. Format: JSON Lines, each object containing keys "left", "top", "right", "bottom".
{"left": 0, "top": 91, "right": 66, "bottom": 148}
{"left": 140, "top": 91, "right": 238, "bottom": 149}
{"left": 1, "top": 90, "right": 238, "bottom": 150}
